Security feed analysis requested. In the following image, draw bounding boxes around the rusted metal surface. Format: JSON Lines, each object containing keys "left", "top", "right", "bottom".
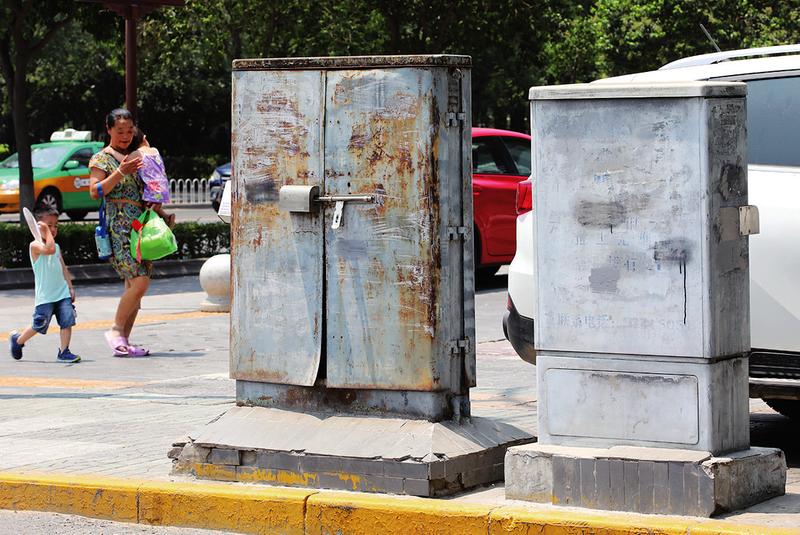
{"left": 230, "top": 69, "right": 325, "bottom": 386}
{"left": 236, "top": 380, "right": 461, "bottom": 421}
{"left": 233, "top": 55, "right": 471, "bottom": 72}
{"left": 324, "top": 68, "right": 443, "bottom": 390}
{"left": 231, "top": 56, "right": 474, "bottom": 401}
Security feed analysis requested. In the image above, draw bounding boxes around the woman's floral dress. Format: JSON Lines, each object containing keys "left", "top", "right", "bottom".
{"left": 89, "top": 150, "right": 153, "bottom": 279}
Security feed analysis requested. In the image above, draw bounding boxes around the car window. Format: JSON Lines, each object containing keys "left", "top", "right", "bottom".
{"left": 70, "top": 148, "right": 94, "bottom": 168}
{"left": 0, "top": 145, "right": 72, "bottom": 169}
{"left": 502, "top": 137, "right": 531, "bottom": 176}
{"left": 745, "top": 76, "right": 800, "bottom": 167}
{"left": 472, "top": 137, "right": 513, "bottom": 174}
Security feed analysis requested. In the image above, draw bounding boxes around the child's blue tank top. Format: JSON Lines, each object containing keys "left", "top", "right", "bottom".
{"left": 30, "top": 243, "right": 70, "bottom": 306}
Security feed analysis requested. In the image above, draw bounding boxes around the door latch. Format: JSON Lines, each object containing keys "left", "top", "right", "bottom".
{"left": 278, "top": 185, "right": 376, "bottom": 229}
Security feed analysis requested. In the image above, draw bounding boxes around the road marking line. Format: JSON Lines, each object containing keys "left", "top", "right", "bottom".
{"left": 0, "top": 376, "right": 143, "bottom": 389}
{"left": 1, "top": 311, "right": 221, "bottom": 342}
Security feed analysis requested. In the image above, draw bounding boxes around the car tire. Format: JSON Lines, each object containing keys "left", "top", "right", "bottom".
{"left": 66, "top": 210, "right": 88, "bottom": 221}
{"left": 37, "top": 187, "right": 62, "bottom": 214}
{"left": 763, "top": 399, "right": 800, "bottom": 420}
{"left": 473, "top": 225, "right": 498, "bottom": 282}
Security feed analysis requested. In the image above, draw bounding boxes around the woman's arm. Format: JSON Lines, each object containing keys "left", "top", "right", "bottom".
{"left": 89, "top": 166, "right": 110, "bottom": 199}
{"left": 89, "top": 153, "right": 143, "bottom": 199}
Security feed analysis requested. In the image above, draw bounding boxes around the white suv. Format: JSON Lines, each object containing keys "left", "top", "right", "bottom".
{"left": 504, "top": 44, "right": 800, "bottom": 418}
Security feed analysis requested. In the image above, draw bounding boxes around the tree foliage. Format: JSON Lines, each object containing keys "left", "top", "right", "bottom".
{"left": 1, "top": 0, "right": 800, "bottom": 179}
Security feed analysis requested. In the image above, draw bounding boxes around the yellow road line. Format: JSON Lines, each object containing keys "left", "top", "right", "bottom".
{"left": 0, "top": 376, "right": 142, "bottom": 389}
{"left": 1, "top": 311, "right": 220, "bottom": 342}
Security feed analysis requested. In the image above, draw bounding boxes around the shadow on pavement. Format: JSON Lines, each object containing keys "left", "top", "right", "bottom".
{"left": 149, "top": 351, "right": 206, "bottom": 358}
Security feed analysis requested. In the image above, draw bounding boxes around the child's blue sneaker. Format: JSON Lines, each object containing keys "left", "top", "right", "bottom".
{"left": 57, "top": 347, "right": 80, "bottom": 363}
{"left": 10, "top": 331, "right": 23, "bottom": 360}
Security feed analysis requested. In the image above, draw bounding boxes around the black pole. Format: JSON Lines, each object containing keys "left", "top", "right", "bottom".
{"left": 125, "top": 7, "right": 137, "bottom": 117}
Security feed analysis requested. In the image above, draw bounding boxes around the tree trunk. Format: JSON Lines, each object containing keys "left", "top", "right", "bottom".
{"left": 12, "top": 56, "right": 33, "bottom": 225}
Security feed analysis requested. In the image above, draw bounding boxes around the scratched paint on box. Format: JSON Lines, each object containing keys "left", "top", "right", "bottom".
{"left": 230, "top": 70, "right": 324, "bottom": 385}
{"left": 230, "top": 59, "right": 474, "bottom": 396}
{"left": 532, "top": 96, "right": 749, "bottom": 358}
{"left": 324, "top": 69, "right": 443, "bottom": 391}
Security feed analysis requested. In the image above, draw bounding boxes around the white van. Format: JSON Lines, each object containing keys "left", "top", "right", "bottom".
{"left": 504, "top": 45, "right": 800, "bottom": 419}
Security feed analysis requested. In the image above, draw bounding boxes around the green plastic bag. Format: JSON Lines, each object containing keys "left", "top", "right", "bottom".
{"left": 130, "top": 209, "right": 178, "bottom": 261}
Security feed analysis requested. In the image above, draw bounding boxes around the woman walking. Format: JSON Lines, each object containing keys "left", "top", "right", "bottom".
{"left": 89, "top": 108, "right": 153, "bottom": 357}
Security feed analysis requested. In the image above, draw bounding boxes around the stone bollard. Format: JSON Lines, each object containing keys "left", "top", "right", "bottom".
{"left": 199, "top": 254, "right": 230, "bottom": 312}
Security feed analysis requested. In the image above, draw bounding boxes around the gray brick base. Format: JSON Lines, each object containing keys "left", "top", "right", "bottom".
{"left": 176, "top": 442, "right": 517, "bottom": 497}
{"left": 171, "top": 406, "right": 534, "bottom": 497}
{"left": 505, "top": 443, "right": 787, "bottom": 516}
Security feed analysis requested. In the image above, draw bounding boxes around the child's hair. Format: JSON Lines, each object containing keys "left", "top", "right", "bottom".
{"left": 34, "top": 206, "right": 60, "bottom": 221}
{"left": 130, "top": 127, "right": 144, "bottom": 152}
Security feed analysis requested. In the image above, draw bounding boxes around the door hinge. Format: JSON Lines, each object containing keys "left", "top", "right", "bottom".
{"left": 449, "top": 338, "right": 470, "bottom": 355}
{"left": 447, "top": 226, "right": 468, "bottom": 240}
{"left": 446, "top": 112, "right": 466, "bottom": 127}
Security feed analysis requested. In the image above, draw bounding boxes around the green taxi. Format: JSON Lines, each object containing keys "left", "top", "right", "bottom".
{"left": 0, "top": 129, "right": 103, "bottom": 220}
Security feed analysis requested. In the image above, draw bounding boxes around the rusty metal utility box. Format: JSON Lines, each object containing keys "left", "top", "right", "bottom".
{"left": 230, "top": 55, "right": 475, "bottom": 421}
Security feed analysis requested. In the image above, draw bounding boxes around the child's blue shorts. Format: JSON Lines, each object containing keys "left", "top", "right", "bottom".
{"left": 32, "top": 297, "right": 76, "bottom": 334}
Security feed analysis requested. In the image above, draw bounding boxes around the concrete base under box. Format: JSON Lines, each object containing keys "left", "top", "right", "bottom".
{"left": 505, "top": 443, "right": 786, "bottom": 516}
{"left": 236, "top": 380, "right": 469, "bottom": 422}
{"left": 173, "top": 405, "right": 533, "bottom": 497}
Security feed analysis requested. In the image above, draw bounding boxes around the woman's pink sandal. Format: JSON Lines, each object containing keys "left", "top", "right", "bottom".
{"left": 126, "top": 345, "right": 150, "bottom": 357}
{"left": 104, "top": 331, "right": 129, "bottom": 357}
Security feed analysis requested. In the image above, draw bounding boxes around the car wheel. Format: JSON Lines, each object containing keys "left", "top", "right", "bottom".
{"left": 473, "top": 226, "right": 498, "bottom": 282}
{"left": 763, "top": 399, "right": 800, "bottom": 420}
{"left": 37, "top": 187, "right": 62, "bottom": 213}
{"left": 66, "top": 210, "right": 89, "bottom": 221}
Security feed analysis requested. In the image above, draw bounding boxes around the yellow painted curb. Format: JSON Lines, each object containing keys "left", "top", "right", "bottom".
{"left": 306, "top": 491, "right": 492, "bottom": 534}
{"left": 0, "top": 472, "right": 797, "bottom": 535}
{"left": 137, "top": 480, "right": 314, "bottom": 535}
{"left": 0, "top": 472, "right": 138, "bottom": 523}
{"left": 0, "top": 472, "right": 312, "bottom": 535}
{"left": 488, "top": 505, "right": 800, "bottom": 535}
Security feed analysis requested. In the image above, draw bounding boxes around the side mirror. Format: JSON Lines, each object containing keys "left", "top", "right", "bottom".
{"left": 63, "top": 160, "right": 80, "bottom": 170}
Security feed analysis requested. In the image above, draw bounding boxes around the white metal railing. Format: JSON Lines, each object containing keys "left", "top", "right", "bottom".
{"left": 168, "top": 178, "right": 211, "bottom": 205}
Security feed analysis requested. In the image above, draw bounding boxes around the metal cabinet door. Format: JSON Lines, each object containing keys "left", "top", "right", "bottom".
{"left": 323, "top": 68, "right": 445, "bottom": 391}
{"left": 231, "top": 70, "right": 325, "bottom": 386}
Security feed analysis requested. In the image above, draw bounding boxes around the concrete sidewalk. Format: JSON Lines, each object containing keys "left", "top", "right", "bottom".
{"left": 1, "top": 277, "right": 798, "bottom": 533}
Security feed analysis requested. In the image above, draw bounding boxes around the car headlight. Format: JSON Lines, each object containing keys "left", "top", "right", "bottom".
{"left": 0, "top": 180, "right": 19, "bottom": 191}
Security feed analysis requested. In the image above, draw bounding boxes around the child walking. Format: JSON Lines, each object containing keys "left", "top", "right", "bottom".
{"left": 9, "top": 207, "right": 81, "bottom": 363}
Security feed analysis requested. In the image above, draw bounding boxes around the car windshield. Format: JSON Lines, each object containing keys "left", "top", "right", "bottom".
{"left": 0, "top": 145, "right": 72, "bottom": 169}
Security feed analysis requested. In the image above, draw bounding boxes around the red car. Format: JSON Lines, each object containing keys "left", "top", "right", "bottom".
{"left": 471, "top": 127, "right": 531, "bottom": 278}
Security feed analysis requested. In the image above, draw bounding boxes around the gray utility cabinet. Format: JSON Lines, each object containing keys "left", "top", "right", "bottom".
{"left": 529, "top": 82, "right": 754, "bottom": 453}
{"left": 230, "top": 56, "right": 475, "bottom": 419}
{"left": 532, "top": 83, "right": 750, "bottom": 359}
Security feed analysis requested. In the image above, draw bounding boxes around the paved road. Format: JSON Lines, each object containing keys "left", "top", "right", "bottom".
{"left": 0, "top": 510, "right": 235, "bottom": 534}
